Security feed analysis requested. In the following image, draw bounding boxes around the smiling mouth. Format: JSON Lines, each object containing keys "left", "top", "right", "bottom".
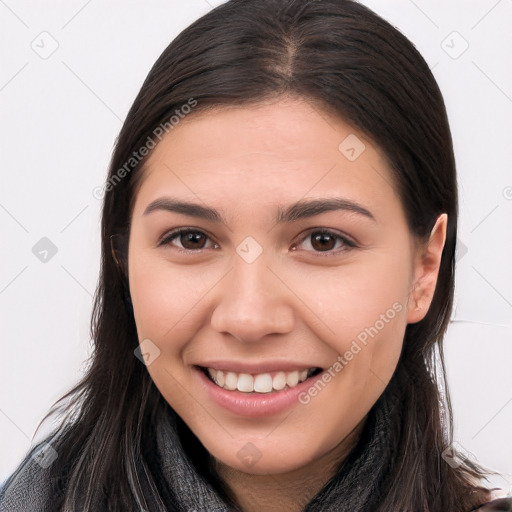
{"left": 199, "top": 366, "right": 323, "bottom": 393}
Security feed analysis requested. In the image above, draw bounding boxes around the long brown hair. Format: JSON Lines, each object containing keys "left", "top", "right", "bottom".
{"left": 4, "top": 1, "right": 491, "bottom": 510}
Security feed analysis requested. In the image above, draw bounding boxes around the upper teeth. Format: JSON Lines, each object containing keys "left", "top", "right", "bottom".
{"left": 206, "top": 368, "right": 315, "bottom": 393}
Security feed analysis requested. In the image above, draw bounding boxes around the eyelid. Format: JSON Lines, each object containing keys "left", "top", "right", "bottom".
{"left": 294, "top": 227, "right": 358, "bottom": 253}
{"left": 158, "top": 227, "right": 219, "bottom": 251}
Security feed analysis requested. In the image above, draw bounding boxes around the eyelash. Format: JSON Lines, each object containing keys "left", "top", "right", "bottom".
{"left": 158, "top": 228, "right": 358, "bottom": 256}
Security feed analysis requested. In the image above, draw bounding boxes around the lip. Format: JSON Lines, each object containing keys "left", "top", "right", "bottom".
{"left": 195, "top": 360, "right": 323, "bottom": 374}
{"left": 194, "top": 365, "right": 325, "bottom": 418}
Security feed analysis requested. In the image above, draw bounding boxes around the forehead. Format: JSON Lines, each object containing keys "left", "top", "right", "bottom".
{"left": 131, "top": 96, "right": 402, "bottom": 226}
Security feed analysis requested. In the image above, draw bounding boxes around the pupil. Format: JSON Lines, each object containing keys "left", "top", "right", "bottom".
{"left": 312, "top": 233, "right": 335, "bottom": 251}
{"left": 183, "top": 232, "right": 205, "bottom": 249}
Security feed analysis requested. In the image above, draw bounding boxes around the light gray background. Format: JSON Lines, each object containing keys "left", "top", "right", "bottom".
{"left": 1, "top": 0, "right": 511, "bottom": 490}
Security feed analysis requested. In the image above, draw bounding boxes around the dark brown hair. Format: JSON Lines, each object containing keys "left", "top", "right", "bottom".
{"left": 4, "top": 0, "right": 492, "bottom": 510}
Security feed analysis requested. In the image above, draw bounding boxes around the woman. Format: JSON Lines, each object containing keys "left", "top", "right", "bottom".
{"left": 1, "top": 0, "right": 510, "bottom": 510}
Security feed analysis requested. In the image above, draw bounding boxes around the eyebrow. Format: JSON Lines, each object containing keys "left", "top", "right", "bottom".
{"left": 143, "top": 197, "right": 375, "bottom": 224}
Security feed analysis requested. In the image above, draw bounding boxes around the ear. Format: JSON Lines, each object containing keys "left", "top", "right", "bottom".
{"left": 407, "top": 213, "right": 448, "bottom": 324}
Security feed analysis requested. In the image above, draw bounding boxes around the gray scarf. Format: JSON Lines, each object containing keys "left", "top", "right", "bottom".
{"left": 0, "top": 391, "right": 395, "bottom": 512}
{"left": 154, "top": 388, "right": 398, "bottom": 512}
{"left": 3, "top": 386, "right": 510, "bottom": 511}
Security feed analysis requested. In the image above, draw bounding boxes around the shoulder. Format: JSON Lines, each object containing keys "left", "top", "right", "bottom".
{"left": 471, "top": 496, "right": 512, "bottom": 511}
{"left": 0, "top": 439, "right": 64, "bottom": 512}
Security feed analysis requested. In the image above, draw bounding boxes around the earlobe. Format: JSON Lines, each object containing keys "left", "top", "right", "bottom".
{"left": 407, "top": 213, "right": 448, "bottom": 324}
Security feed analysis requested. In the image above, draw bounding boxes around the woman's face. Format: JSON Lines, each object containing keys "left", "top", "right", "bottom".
{"left": 128, "top": 96, "right": 443, "bottom": 475}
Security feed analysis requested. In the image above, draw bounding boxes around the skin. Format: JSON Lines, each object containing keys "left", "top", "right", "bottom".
{"left": 127, "top": 95, "right": 447, "bottom": 512}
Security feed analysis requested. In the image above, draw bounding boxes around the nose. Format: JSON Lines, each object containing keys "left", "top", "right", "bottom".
{"left": 210, "top": 250, "right": 295, "bottom": 343}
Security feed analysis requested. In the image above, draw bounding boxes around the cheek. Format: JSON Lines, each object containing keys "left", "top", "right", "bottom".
{"left": 128, "top": 256, "right": 215, "bottom": 406}
{"left": 283, "top": 255, "right": 410, "bottom": 382}
{"left": 294, "top": 254, "right": 408, "bottom": 328}
{"left": 129, "top": 255, "right": 212, "bottom": 343}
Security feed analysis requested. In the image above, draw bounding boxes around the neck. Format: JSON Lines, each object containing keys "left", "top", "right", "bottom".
{"left": 213, "top": 418, "right": 366, "bottom": 512}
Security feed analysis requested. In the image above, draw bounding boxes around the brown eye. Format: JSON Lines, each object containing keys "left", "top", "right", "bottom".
{"left": 310, "top": 232, "right": 337, "bottom": 251}
{"left": 180, "top": 231, "right": 207, "bottom": 250}
{"left": 293, "top": 229, "right": 357, "bottom": 255}
{"left": 159, "top": 229, "right": 217, "bottom": 252}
